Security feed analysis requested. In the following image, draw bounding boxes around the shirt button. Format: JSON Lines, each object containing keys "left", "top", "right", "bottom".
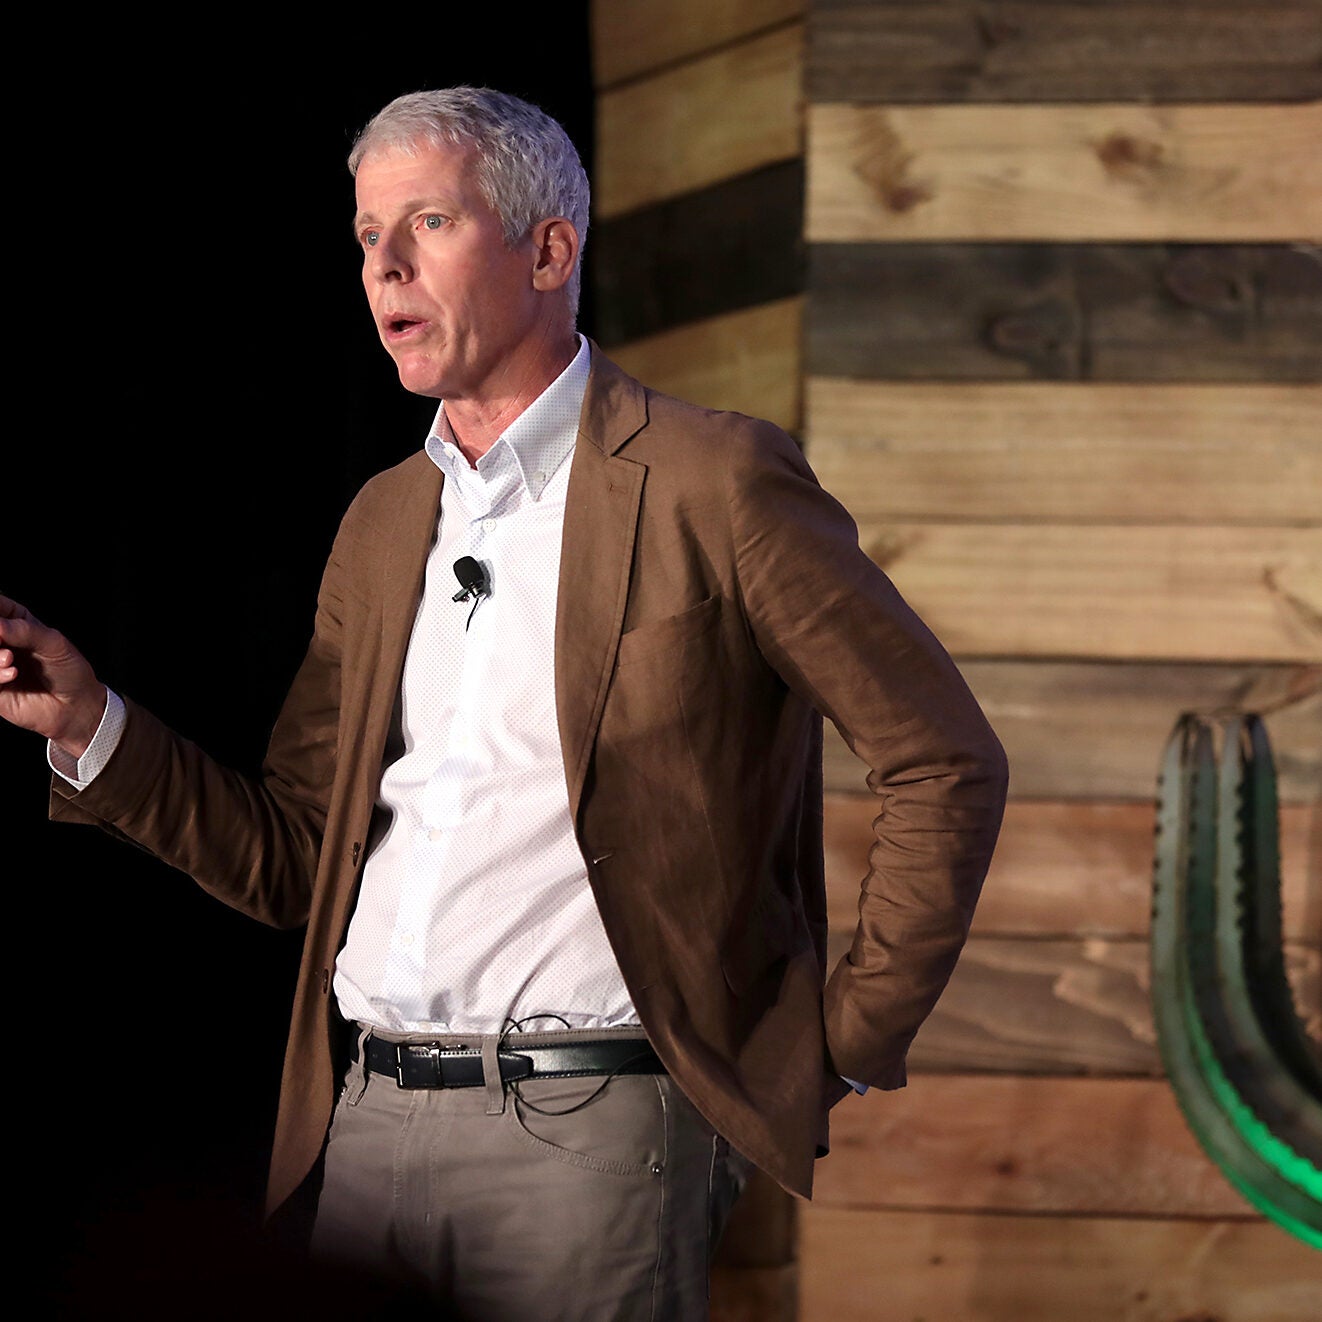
{"left": 483, "top": 518, "right": 497, "bottom": 532}
{"left": 401, "top": 933, "right": 415, "bottom": 949}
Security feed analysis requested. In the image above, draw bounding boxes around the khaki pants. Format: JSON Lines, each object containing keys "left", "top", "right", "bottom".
{"left": 311, "top": 1027, "right": 750, "bottom": 1320}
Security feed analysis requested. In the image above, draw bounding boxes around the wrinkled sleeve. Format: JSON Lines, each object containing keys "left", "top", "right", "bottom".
{"left": 725, "top": 420, "right": 1008, "bottom": 1088}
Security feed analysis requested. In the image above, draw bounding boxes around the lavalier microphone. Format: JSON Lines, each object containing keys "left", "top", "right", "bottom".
{"left": 452, "top": 556, "right": 491, "bottom": 632}
{"left": 452, "top": 556, "right": 490, "bottom": 603}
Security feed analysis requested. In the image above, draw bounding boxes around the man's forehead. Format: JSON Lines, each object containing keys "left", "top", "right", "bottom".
{"left": 354, "top": 140, "right": 478, "bottom": 211}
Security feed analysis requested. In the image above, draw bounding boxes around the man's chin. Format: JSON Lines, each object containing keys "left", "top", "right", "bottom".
{"left": 390, "top": 357, "right": 447, "bottom": 400}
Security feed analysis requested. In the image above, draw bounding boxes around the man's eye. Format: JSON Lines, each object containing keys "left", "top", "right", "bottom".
{"left": 424, "top": 215, "right": 444, "bottom": 230}
{"left": 363, "top": 232, "right": 379, "bottom": 248}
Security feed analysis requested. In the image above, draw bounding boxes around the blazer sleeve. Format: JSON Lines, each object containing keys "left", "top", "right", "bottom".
{"left": 724, "top": 419, "right": 1009, "bottom": 1089}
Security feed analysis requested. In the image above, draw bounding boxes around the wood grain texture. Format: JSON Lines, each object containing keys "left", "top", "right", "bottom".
{"left": 592, "top": 0, "right": 803, "bottom": 89}
{"left": 605, "top": 297, "right": 803, "bottom": 432}
{"left": 848, "top": 523, "right": 1322, "bottom": 661}
{"left": 596, "top": 24, "right": 803, "bottom": 219}
{"left": 808, "top": 2, "right": 1322, "bottom": 103}
{"left": 591, "top": 161, "right": 804, "bottom": 347}
{"left": 821, "top": 661, "right": 1322, "bottom": 801}
{"left": 798, "top": 1207, "right": 1322, "bottom": 1322}
{"left": 824, "top": 797, "right": 1321, "bottom": 940}
{"left": 856, "top": 937, "right": 1321, "bottom": 1076}
{"left": 805, "top": 381, "right": 1322, "bottom": 523}
{"left": 880, "top": 935, "right": 1161, "bottom": 1075}
{"left": 816, "top": 1074, "right": 1260, "bottom": 1214}
{"left": 806, "top": 242, "right": 1322, "bottom": 381}
{"left": 807, "top": 102, "right": 1322, "bottom": 242}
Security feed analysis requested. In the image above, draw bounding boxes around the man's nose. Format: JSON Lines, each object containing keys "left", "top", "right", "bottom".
{"left": 368, "top": 231, "right": 413, "bottom": 283}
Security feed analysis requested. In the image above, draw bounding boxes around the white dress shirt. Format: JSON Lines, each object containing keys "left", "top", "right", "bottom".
{"left": 333, "top": 336, "right": 638, "bottom": 1033}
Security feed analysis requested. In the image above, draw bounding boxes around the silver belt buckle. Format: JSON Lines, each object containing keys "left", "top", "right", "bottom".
{"left": 394, "top": 1041, "right": 469, "bottom": 1087}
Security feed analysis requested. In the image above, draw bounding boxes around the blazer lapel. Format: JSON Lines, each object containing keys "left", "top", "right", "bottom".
{"left": 556, "top": 348, "right": 649, "bottom": 822}
{"left": 374, "top": 455, "right": 444, "bottom": 738}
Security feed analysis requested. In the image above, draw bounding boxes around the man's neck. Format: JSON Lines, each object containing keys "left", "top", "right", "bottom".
{"left": 445, "top": 330, "right": 580, "bottom": 467}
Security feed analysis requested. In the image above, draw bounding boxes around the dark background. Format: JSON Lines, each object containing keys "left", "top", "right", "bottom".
{"left": 6, "top": 17, "right": 595, "bottom": 1314}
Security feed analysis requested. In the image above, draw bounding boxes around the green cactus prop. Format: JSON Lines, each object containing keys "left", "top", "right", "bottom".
{"left": 1152, "top": 713, "right": 1322, "bottom": 1249}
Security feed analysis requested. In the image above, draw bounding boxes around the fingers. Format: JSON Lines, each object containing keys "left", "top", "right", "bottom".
{"left": 0, "top": 610, "right": 41, "bottom": 652}
{"left": 0, "top": 602, "right": 88, "bottom": 683}
{"left": 0, "top": 595, "right": 41, "bottom": 649}
{"left": 0, "top": 601, "right": 103, "bottom": 744}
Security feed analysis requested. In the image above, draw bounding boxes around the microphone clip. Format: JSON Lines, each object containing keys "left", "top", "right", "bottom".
{"left": 452, "top": 556, "right": 491, "bottom": 630}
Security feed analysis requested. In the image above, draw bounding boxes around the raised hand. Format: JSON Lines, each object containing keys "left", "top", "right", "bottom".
{"left": 0, "top": 594, "right": 107, "bottom": 758}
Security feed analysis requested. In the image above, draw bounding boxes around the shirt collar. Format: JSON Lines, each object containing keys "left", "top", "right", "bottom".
{"left": 424, "top": 334, "right": 590, "bottom": 501}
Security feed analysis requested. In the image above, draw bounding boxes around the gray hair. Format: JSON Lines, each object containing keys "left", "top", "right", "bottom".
{"left": 349, "top": 87, "right": 589, "bottom": 318}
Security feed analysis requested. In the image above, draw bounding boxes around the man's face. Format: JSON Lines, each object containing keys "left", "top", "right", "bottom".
{"left": 353, "top": 141, "right": 542, "bottom": 403}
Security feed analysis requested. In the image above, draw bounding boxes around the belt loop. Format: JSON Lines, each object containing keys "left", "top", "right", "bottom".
{"left": 481, "top": 1034, "right": 506, "bottom": 1116}
{"left": 345, "top": 1024, "right": 372, "bottom": 1107}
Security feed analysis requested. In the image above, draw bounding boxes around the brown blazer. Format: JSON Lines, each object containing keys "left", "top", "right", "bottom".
{"left": 52, "top": 347, "right": 1007, "bottom": 1215}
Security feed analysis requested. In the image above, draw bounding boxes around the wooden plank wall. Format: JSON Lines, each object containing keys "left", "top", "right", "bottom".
{"left": 805, "top": 2, "right": 1322, "bottom": 1318}
{"left": 592, "top": 3, "right": 1322, "bottom": 1319}
{"left": 592, "top": 0, "right": 809, "bottom": 435}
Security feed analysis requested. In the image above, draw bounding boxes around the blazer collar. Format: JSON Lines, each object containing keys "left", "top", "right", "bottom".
{"left": 576, "top": 340, "right": 649, "bottom": 458}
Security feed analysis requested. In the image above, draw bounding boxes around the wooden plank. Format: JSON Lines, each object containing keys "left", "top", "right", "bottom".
{"left": 592, "top": 0, "right": 803, "bottom": 89}
{"left": 807, "top": 103, "right": 1322, "bottom": 242}
{"left": 804, "top": 381, "right": 1322, "bottom": 524}
{"left": 822, "top": 934, "right": 1319, "bottom": 1076}
{"left": 605, "top": 297, "right": 803, "bottom": 432}
{"left": 846, "top": 523, "right": 1322, "bottom": 662}
{"left": 863, "top": 935, "right": 1161, "bottom": 1076}
{"left": 591, "top": 160, "right": 804, "bottom": 348}
{"left": 806, "top": 242, "right": 1322, "bottom": 382}
{"left": 821, "top": 661, "right": 1322, "bottom": 802}
{"left": 798, "top": 1207, "right": 1322, "bottom": 1322}
{"left": 596, "top": 25, "right": 803, "bottom": 219}
{"left": 818, "top": 1074, "right": 1260, "bottom": 1215}
{"left": 824, "top": 797, "right": 1320, "bottom": 941}
{"left": 808, "top": 2, "right": 1322, "bottom": 103}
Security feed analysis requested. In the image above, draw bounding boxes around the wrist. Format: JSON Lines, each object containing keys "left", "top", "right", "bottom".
{"left": 54, "top": 683, "right": 108, "bottom": 760}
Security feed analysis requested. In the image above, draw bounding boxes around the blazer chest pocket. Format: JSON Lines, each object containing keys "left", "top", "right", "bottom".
{"left": 616, "top": 594, "right": 722, "bottom": 667}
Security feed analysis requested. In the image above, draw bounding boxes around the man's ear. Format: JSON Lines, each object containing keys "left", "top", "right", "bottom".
{"left": 530, "top": 217, "right": 579, "bottom": 293}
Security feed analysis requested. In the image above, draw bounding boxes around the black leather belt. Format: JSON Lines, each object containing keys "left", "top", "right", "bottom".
{"left": 355, "top": 1034, "right": 666, "bottom": 1090}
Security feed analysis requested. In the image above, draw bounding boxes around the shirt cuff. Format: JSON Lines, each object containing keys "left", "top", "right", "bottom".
{"left": 48, "top": 689, "right": 127, "bottom": 789}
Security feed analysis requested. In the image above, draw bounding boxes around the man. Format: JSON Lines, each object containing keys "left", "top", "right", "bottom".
{"left": 0, "top": 88, "right": 1007, "bottom": 1318}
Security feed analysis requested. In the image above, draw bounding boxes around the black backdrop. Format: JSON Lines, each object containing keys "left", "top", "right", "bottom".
{"left": 6, "top": 19, "right": 595, "bottom": 1313}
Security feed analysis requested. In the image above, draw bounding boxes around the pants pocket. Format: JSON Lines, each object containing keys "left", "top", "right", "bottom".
{"left": 509, "top": 1073, "right": 667, "bottom": 1177}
